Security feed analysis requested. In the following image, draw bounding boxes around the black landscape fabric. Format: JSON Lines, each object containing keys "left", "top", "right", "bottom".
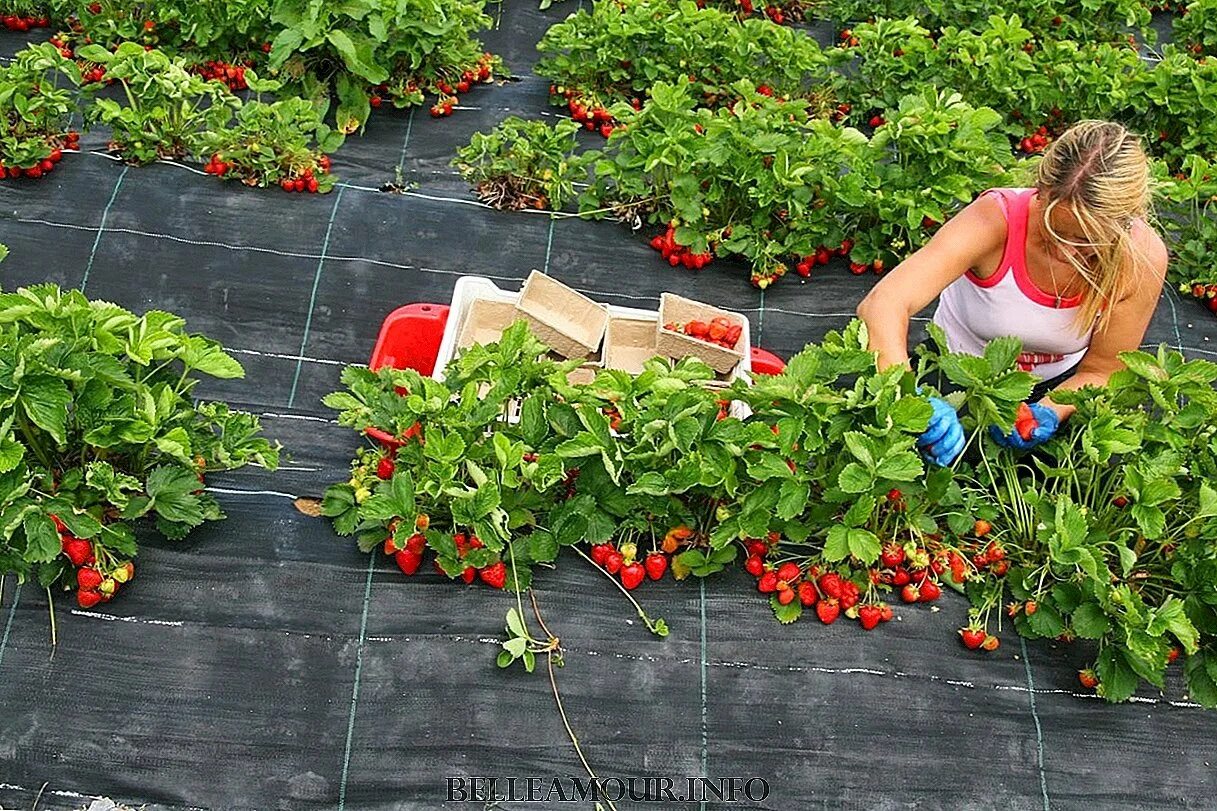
{"left": 2, "top": 6, "right": 1217, "bottom": 811}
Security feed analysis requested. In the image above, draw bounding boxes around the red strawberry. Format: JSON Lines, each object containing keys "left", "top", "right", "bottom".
{"left": 376, "top": 456, "right": 395, "bottom": 479}
{"left": 776, "top": 562, "right": 801, "bottom": 583}
{"left": 382, "top": 536, "right": 397, "bottom": 556}
{"left": 479, "top": 561, "right": 507, "bottom": 589}
{"left": 901, "top": 584, "right": 921, "bottom": 603}
{"left": 757, "top": 570, "right": 779, "bottom": 593}
{"left": 395, "top": 549, "right": 422, "bottom": 575}
{"left": 406, "top": 533, "right": 426, "bottom": 555}
{"left": 815, "top": 598, "right": 840, "bottom": 624}
{"left": 1168, "top": 647, "right": 1181, "bottom": 663}
{"left": 892, "top": 567, "right": 911, "bottom": 586}
{"left": 878, "top": 603, "right": 894, "bottom": 622}
{"left": 981, "top": 634, "right": 1001, "bottom": 651}
{"left": 746, "top": 539, "right": 768, "bottom": 557}
{"left": 461, "top": 566, "right": 476, "bottom": 584}
{"left": 62, "top": 537, "right": 93, "bottom": 566}
{"left": 777, "top": 585, "right": 796, "bottom": 605}
{"left": 869, "top": 115, "right": 884, "bottom": 127}
{"left": 77, "top": 567, "right": 103, "bottom": 590}
{"left": 1078, "top": 668, "right": 1099, "bottom": 688}
{"left": 960, "top": 627, "right": 986, "bottom": 649}
{"left": 880, "top": 543, "right": 905, "bottom": 568}
{"left": 816, "top": 248, "right": 832, "bottom": 265}
{"left": 620, "top": 562, "right": 645, "bottom": 590}
{"left": 77, "top": 589, "right": 102, "bottom": 608}
{"left": 644, "top": 553, "right": 668, "bottom": 581}
{"left": 974, "top": 519, "right": 992, "bottom": 537}
{"left": 590, "top": 543, "right": 612, "bottom": 566}
{"left": 1112, "top": 495, "right": 1129, "bottom": 508}
{"left": 797, "top": 581, "right": 817, "bottom": 606}
{"left": 604, "top": 550, "right": 624, "bottom": 575}
{"left": 50, "top": 514, "right": 67, "bottom": 533}
{"left": 918, "top": 579, "right": 942, "bottom": 602}
{"left": 839, "top": 580, "right": 860, "bottom": 610}
{"left": 817, "top": 572, "right": 843, "bottom": 599}
{"left": 858, "top": 604, "right": 882, "bottom": 630}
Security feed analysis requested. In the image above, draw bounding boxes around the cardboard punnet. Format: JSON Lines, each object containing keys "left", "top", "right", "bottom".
{"left": 604, "top": 314, "right": 659, "bottom": 375}
{"left": 456, "top": 298, "right": 519, "bottom": 350}
{"left": 656, "top": 293, "right": 746, "bottom": 374}
{"left": 515, "top": 270, "right": 609, "bottom": 359}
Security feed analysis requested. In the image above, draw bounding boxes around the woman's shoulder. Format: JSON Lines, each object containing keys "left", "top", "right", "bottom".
{"left": 1131, "top": 219, "right": 1168, "bottom": 280}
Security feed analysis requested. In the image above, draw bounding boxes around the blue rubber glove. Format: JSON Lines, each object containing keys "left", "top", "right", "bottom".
{"left": 989, "top": 402, "right": 1060, "bottom": 451}
{"left": 918, "top": 397, "right": 965, "bottom": 466}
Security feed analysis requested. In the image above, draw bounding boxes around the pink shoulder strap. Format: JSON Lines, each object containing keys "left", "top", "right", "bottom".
{"left": 966, "top": 188, "right": 1027, "bottom": 288}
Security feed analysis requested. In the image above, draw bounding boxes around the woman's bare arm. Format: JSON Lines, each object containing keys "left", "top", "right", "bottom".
{"left": 856, "top": 195, "right": 1007, "bottom": 369}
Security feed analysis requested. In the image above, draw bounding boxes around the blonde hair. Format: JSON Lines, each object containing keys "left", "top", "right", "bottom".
{"left": 1033, "top": 120, "right": 1155, "bottom": 332}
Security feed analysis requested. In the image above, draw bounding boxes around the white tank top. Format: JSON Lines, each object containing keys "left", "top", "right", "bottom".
{"left": 932, "top": 188, "right": 1092, "bottom": 380}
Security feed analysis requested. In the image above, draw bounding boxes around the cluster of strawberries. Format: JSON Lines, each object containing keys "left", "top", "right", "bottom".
{"left": 429, "top": 53, "right": 497, "bottom": 118}
{"left": 794, "top": 239, "right": 852, "bottom": 277}
{"left": 551, "top": 85, "right": 632, "bottom": 138}
{"left": 0, "top": 138, "right": 70, "bottom": 180}
{"left": 2, "top": 13, "right": 50, "bottom": 31}
{"left": 650, "top": 223, "right": 714, "bottom": 269}
{"left": 1185, "top": 282, "right": 1217, "bottom": 314}
{"left": 662, "top": 317, "right": 742, "bottom": 350}
{"left": 1019, "top": 125, "right": 1053, "bottom": 155}
{"left": 589, "top": 540, "right": 671, "bottom": 590}
{"left": 277, "top": 158, "right": 331, "bottom": 193}
{"left": 53, "top": 515, "right": 135, "bottom": 609}
{"left": 746, "top": 537, "right": 896, "bottom": 629}
{"left": 191, "top": 60, "right": 252, "bottom": 92}
{"left": 386, "top": 529, "right": 506, "bottom": 589}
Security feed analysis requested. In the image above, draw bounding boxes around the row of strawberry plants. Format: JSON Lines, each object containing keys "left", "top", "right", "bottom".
{"left": 321, "top": 320, "right": 1217, "bottom": 704}
{"left": 534, "top": 0, "right": 848, "bottom": 126}
{"left": 841, "top": 15, "right": 1217, "bottom": 170}
{"left": 821, "top": 0, "right": 1156, "bottom": 44}
{"left": 455, "top": 82, "right": 1016, "bottom": 285}
{"left": 0, "top": 279, "right": 280, "bottom": 611}
{"left": 0, "top": 41, "right": 344, "bottom": 191}
{"left": 8, "top": 0, "right": 505, "bottom": 134}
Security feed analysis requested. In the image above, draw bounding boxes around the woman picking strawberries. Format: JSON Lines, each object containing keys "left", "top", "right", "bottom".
{"left": 857, "top": 120, "right": 1168, "bottom": 465}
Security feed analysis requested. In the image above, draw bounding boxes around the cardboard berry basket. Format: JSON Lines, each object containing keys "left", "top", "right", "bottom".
{"left": 514, "top": 270, "right": 610, "bottom": 359}
{"left": 456, "top": 297, "right": 520, "bottom": 350}
{"left": 656, "top": 293, "right": 747, "bottom": 374}
{"left": 604, "top": 313, "right": 660, "bottom": 375}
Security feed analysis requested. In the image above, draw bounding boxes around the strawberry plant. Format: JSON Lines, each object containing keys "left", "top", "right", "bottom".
{"left": 0, "top": 283, "right": 280, "bottom": 609}
{"left": 821, "top": 0, "right": 1154, "bottom": 43}
{"left": 576, "top": 79, "right": 872, "bottom": 287}
{"left": 852, "top": 89, "right": 1014, "bottom": 269}
{"left": 1174, "top": 0, "right": 1217, "bottom": 56}
{"left": 451, "top": 117, "right": 589, "bottom": 211}
{"left": 919, "top": 331, "right": 1217, "bottom": 704}
{"left": 266, "top": 0, "right": 503, "bottom": 133}
{"left": 79, "top": 43, "right": 240, "bottom": 164}
{"left": 1, "top": 1, "right": 53, "bottom": 30}
{"left": 51, "top": 0, "right": 275, "bottom": 64}
{"left": 198, "top": 91, "right": 345, "bottom": 193}
{"left": 0, "top": 43, "right": 81, "bottom": 179}
{"left": 535, "top": 0, "right": 846, "bottom": 116}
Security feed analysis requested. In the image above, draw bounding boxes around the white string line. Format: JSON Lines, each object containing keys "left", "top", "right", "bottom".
{"left": 204, "top": 486, "right": 299, "bottom": 499}
{"left": 365, "top": 631, "right": 1206, "bottom": 711}
{"left": 0, "top": 782, "right": 207, "bottom": 811}
{"left": 71, "top": 609, "right": 184, "bottom": 627}
{"left": 227, "top": 347, "right": 350, "bottom": 366}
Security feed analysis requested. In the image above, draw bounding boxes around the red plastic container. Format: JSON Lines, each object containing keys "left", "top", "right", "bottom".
{"left": 750, "top": 346, "right": 786, "bottom": 376}
{"left": 366, "top": 303, "right": 449, "bottom": 449}
{"left": 368, "top": 303, "right": 449, "bottom": 374}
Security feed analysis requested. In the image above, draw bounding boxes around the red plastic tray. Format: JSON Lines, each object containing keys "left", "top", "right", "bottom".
{"left": 750, "top": 346, "right": 786, "bottom": 376}
{"left": 366, "top": 303, "right": 449, "bottom": 449}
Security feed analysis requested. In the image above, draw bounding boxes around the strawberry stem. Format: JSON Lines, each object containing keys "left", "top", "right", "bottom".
{"left": 533, "top": 593, "right": 618, "bottom": 811}
{"left": 573, "top": 546, "right": 668, "bottom": 636}
{"left": 46, "top": 586, "right": 57, "bottom": 648}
